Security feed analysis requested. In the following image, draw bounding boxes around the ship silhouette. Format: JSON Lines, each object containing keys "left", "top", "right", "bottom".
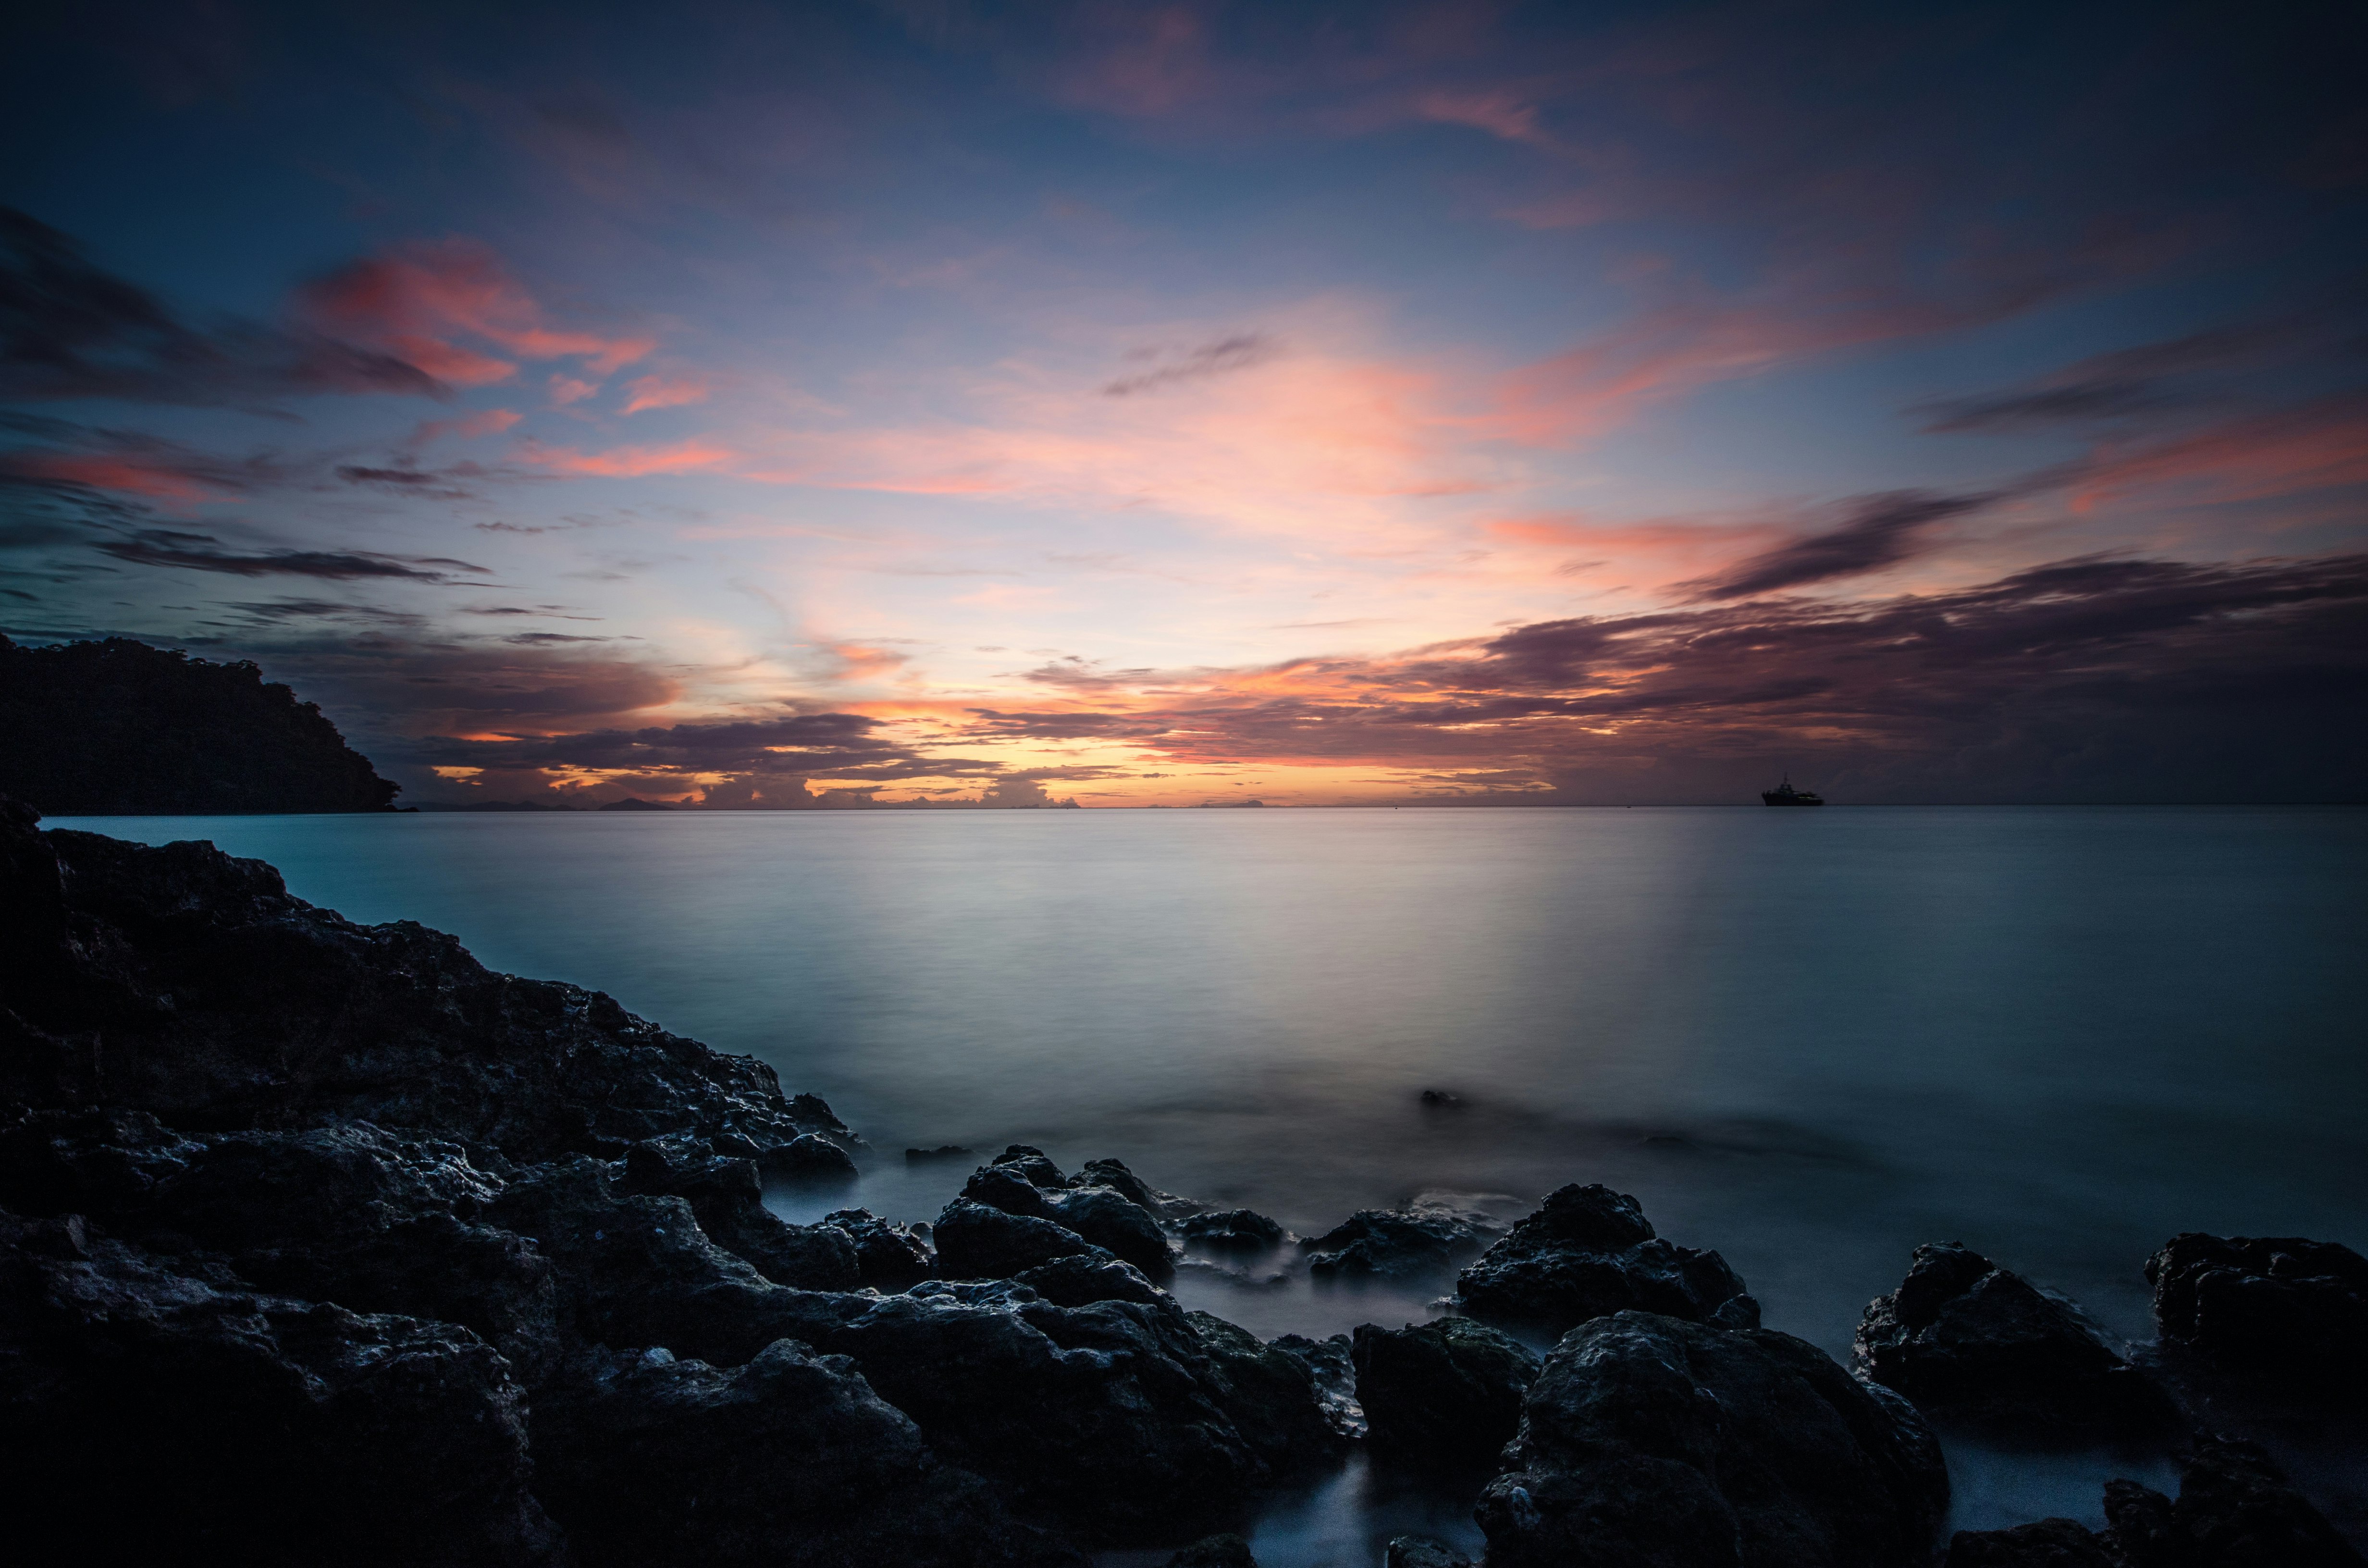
{"left": 1761, "top": 773, "right": 1824, "bottom": 807}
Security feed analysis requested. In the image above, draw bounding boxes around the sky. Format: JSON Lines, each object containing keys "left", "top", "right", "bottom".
{"left": 2, "top": 0, "right": 2363, "bottom": 806}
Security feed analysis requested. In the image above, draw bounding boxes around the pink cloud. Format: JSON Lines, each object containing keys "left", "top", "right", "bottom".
{"left": 621, "top": 374, "right": 710, "bottom": 415}
{"left": 549, "top": 375, "right": 599, "bottom": 405}
{"left": 2, "top": 452, "right": 229, "bottom": 504}
{"left": 515, "top": 437, "right": 738, "bottom": 478}
{"left": 413, "top": 408, "right": 522, "bottom": 446}
{"left": 2072, "top": 394, "right": 2368, "bottom": 511}
{"left": 1415, "top": 88, "right": 1551, "bottom": 149}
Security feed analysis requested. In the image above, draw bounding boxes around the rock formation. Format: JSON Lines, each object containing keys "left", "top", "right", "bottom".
{"left": 1455, "top": 1182, "right": 1759, "bottom": 1335}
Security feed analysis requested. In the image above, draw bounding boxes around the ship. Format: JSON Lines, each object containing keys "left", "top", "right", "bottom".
{"left": 1761, "top": 773, "right": 1825, "bottom": 807}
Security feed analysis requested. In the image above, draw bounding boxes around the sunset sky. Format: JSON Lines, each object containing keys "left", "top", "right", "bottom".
{"left": 4, "top": 0, "right": 2363, "bottom": 805}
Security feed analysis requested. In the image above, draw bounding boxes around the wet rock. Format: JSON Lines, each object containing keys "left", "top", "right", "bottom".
{"left": 1857, "top": 1241, "right": 2179, "bottom": 1436}
{"left": 1164, "top": 1534, "right": 1258, "bottom": 1568}
{"left": 1183, "top": 1209, "right": 1287, "bottom": 1251}
{"left": 1386, "top": 1538, "right": 1474, "bottom": 1568}
{"left": 963, "top": 1161, "right": 1056, "bottom": 1218}
{"left": 1352, "top": 1315, "right": 1541, "bottom": 1469}
{"left": 1476, "top": 1310, "right": 1949, "bottom": 1568}
{"left": 825, "top": 1207, "right": 936, "bottom": 1291}
{"left": 531, "top": 1338, "right": 1081, "bottom": 1567}
{"left": 1419, "top": 1089, "right": 1465, "bottom": 1109}
{"left": 787, "top": 1091, "right": 862, "bottom": 1147}
{"left": 1077, "top": 1156, "right": 1206, "bottom": 1220}
{"left": 1305, "top": 1200, "right": 1505, "bottom": 1281}
{"left": 1272, "top": 1330, "right": 1365, "bottom": 1439}
{"left": 1455, "top": 1183, "right": 1758, "bottom": 1336}
{"left": 1048, "top": 1184, "right": 1175, "bottom": 1275}
{"left": 761, "top": 1131, "right": 858, "bottom": 1183}
{"left": 2148, "top": 1233, "right": 2368, "bottom": 1393}
{"left": 618, "top": 1133, "right": 859, "bottom": 1290}
{"left": 0, "top": 1209, "right": 559, "bottom": 1565}
{"left": 991, "top": 1144, "right": 1071, "bottom": 1188}
{"left": 1013, "top": 1253, "right": 1169, "bottom": 1307}
{"left": 933, "top": 1198, "right": 1106, "bottom": 1280}
{"left": 1944, "top": 1518, "right": 2118, "bottom": 1567}
{"left": 905, "top": 1144, "right": 975, "bottom": 1164}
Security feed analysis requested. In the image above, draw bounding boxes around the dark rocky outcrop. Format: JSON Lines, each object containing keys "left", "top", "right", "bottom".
{"left": 1078, "top": 1155, "right": 1206, "bottom": 1220}
{"left": 1304, "top": 1200, "right": 1505, "bottom": 1280}
{"left": 1857, "top": 1241, "right": 2179, "bottom": 1437}
{"left": 1387, "top": 1538, "right": 1475, "bottom": 1568}
{"left": 953, "top": 1154, "right": 1175, "bottom": 1275}
{"left": 1941, "top": 1438, "right": 2366, "bottom": 1566}
{"left": 1013, "top": 1253, "right": 1169, "bottom": 1307}
{"left": 934, "top": 1198, "right": 1107, "bottom": 1280}
{"left": 2148, "top": 1233, "right": 2368, "bottom": 1394}
{"left": 826, "top": 1207, "right": 936, "bottom": 1291}
{"left": 617, "top": 1133, "right": 859, "bottom": 1290}
{"left": 1272, "top": 1330, "right": 1365, "bottom": 1440}
{"left": 0, "top": 635, "right": 400, "bottom": 814}
{"left": 1352, "top": 1315, "right": 1541, "bottom": 1469}
{"left": 1184, "top": 1208, "right": 1288, "bottom": 1251}
{"left": 530, "top": 1340, "right": 1078, "bottom": 1567}
{"left": 1165, "top": 1535, "right": 1258, "bottom": 1568}
{"left": 1048, "top": 1184, "right": 1174, "bottom": 1275}
{"left": 1455, "top": 1183, "right": 1759, "bottom": 1336}
{"left": 1475, "top": 1310, "right": 1949, "bottom": 1568}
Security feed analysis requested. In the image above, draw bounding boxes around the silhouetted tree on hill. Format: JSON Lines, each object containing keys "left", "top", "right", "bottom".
{"left": 0, "top": 637, "right": 399, "bottom": 813}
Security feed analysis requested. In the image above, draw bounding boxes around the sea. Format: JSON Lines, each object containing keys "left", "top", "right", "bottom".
{"left": 53, "top": 805, "right": 2368, "bottom": 1561}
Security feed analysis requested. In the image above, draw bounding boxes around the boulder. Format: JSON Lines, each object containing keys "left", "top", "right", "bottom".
{"left": 933, "top": 1199, "right": 1107, "bottom": 1280}
{"left": 0, "top": 1209, "right": 559, "bottom": 1566}
{"left": 1856, "top": 1241, "right": 2178, "bottom": 1436}
{"left": 1013, "top": 1253, "right": 1169, "bottom": 1307}
{"left": 1077, "top": 1156, "right": 1206, "bottom": 1220}
{"left": 2148, "top": 1233, "right": 2368, "bottom": 1393}
{"left": 1352, "top": 1315, "right": 1541, "bottom": 1468}
{"left": 1165, "top": 1535, "right": 1257, "bottom": 1568}
{"left": 530, "top": 1339, "right": 1081, "bottom": 1567}
{"left": 1455, "top": 1183, "right": 1758, "bottom": 1336}
{"left": 1475, "top": 1311, "right": 1949, "bottom": 1568}
{"left": 1183, "top": 1209, "right": 1287, "bottom": 1251}
{"left": 759, "top": 1132, "right": 858, "bottom": 1183}
{"left": 1944, "top": 1518, "right": 2117, "bottom": 1567}
{"left": 990, "top": 1144, "right": 1071, "bottom": 1188}
{"left": 962, "top": 1162, "right": 1056, "bottom": 1219}
{"left": 1386, "top": 1539, "right": 1474, "bottom": 1568}
{"left": 824, "top": 1207, "right": 936, "bottom": 1291}
{"left": 618, "top": 1134, "right": 859, "bottom": 1290}
{"left": 1048, "top": 1185, "right": 1175, "bottom": 1275}
{"left": 1304, "top": 1200, "right": 1504, "bottom": 1281}
{"left": 1272, "top": 1331, "right": 1365, "bottom": 1440}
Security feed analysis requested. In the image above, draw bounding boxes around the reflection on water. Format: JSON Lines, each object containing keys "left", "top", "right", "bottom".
{"left": 57, "top": 806, "right": 2368, "bottom": 1556}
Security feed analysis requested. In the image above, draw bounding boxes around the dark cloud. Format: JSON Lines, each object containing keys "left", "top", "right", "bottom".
{"left": 1102, "top": 333, "right": 1278, "bottom": 396}
{"left": 1685, "top": 490, "right": 1998, "bottom": 600}
{"left": 501, "top": 632, "right": 608, "bottom": 644}
{"left": 94, "top": 529, "right": 492, "bottom": 582}
{"left": 219, "top": 600, "right": 426, "bottom": 624}
{"left": 0, "top": 207, "right": 446, "bottom": 407}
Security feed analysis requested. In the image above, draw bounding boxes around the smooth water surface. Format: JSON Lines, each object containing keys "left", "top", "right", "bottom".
{"left": 56, "top": 806, "right": 2368, "bottom": 1556}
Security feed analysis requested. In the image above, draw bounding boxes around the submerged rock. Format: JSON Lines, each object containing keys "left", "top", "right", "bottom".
{"left": 1304, "top": 1200, "right": 1504, "bottom": 1281}
{"left": 1856, "top": 1241, "right": 2178, "bottom": 1437}
{"left": 2148, "top": 1232, "right": 2368, "bottom": 1394}
{"left": 761, "top": 1132, "right": 858, "bottom": 1183}
{"left": 1352, "top": 1315, "right": 1541, "bottom": 1469}
{"left": 1455, "top": 1183, "right": 1758, "bottom": 1336}
{"left": 1183, "top": 1209, "right": 1288, "bottom": 1251}
{"left": 1475, "top": 1310, "right": 1949, "bottom": 1568}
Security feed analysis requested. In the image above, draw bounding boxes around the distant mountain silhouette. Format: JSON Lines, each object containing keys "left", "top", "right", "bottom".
{"left": 597, "top": 796, "right": 673, "bottom": 811}
{"left": 0, "top": 636, "right": 399, "bottom": 814}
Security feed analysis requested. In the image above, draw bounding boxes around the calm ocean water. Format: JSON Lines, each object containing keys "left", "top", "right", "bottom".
{"left": 54, "top": 806, "right": 2368, "bottom": 1557}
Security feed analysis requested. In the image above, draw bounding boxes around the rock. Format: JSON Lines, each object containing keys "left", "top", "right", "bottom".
{"left": 1013, "top": 1253, "right": 1170, "bottom": 1307}
{"left": 1048, "top": 1185, "right": 1175, "bottom": 1275}
{"left": 1944, "top": 1518, "right": 2118, "bottom": 1566}
{"left": 1352, "top": 1316, "right": 1541, "bottom": 1469}
{"left": 1475, "top": 1311, "right": 1949, "bottom": 1568}
{"left": 1077, "top": 1156, "right": 1206, "bottom": 1220}
{"left": 0, "top": 1209, "right": 560, "bottom": 1565}
{"left": 1455, "top": 1183, "right": 1758, "bottom": 1336}
{"left": 787, "top": 1092, "right": 862, "bottom": 1146}
{"left": 1305, "top": 1200, "right": 1505, "bottom": 1281}
{"left": 991, "top": 1144, "right": 1071, "bottom": 1188}
{"left": 1419, "top": 1089, "right": 1465, "bottom": 1108}
{"left": 530, "top": 1338, "right": 1081, "bottom": 1567}
{"left": 1387, "top": 1538, "right": 1474, "bottom": 1568}
{"left": 2101, "top": 1478, "right": 2185, "bottom": 1566}
{"left": 2147, "top": 1233, "right": 2368, "bottom": 1393}
{"left": 933, "top": 1198, "right": 1107, "bottom": 1280}
{"left": 761, "top": 1132, "right": 858, "bottom": 1183}
{"left": 1183, "top": 1209, "right": 1287, "bottom": 1251}
{"left": 0, "top": 809, "right": 849, "bottom": 1165}
{"left": 1272, "top": 1331, "right": 1365, "bottom": 1440}
{"left": 1164, "top": 1534, "right": 1258, "bottom": 1568}
{"left": 619, "top": 1134, "right": 859, "bottom": 1290}
{"left": 906, "top": 1144, "right": 975, "bottom": 1164}
{"left": 962, "top": 1162, "right": 1056, "bottom": 1219}
{"left": 1856, "top": 1241, "right": 2179, "bottom": 1436}
{"left": 825, "top": 1208, "right": 936, "bottom": 1291}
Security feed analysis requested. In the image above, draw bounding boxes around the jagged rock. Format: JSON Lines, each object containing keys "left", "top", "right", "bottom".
{"left": 1455, "top": 1183, "right": 1758, "bottom": 1335}
{"left": 1387, "top": 1538, "right": 1474, "bottom": 1568}
{"left": 991, "top": 1144, "right": 1071, "bottom": 1188}
{"left": 1944, "top": 1518, "right": 2118, "bottom": 1566}
{"left": 1077, "top": 1156, "right": 1205, "bottom": 1220}
{"left": 963, "top": 1162, "right": 1056, "bottom": 1218}
{"left": 906, "top": 1144, "right": 975, "bottom": 1164}
{"left": 1048, "top": 1185, "right": 1175, "bottom": 1275}
{"left": 1165, "top": 1534, "right": 1257, "bottom": 1568}
{"left": 0, "top": 809, "right": 845, "bottom": 1165}
{"left": 2148, "top": 1233, "right": 2368, "bottom": 1393}
{"left": 0, "top": 1209, "right": 559, "bottom": 1565}
{"left": 1183, "top": 1209, "right": 1287, "bottom": 1251}
{"left": 1352, "top": 1315, "right": 1540, "bottom": 1468}
{"left": 787, "top": 1091, "right": 863, "bottom": 1146}
{"left": 617, "top": 1134, "right": 857, "bottom": 1290}
{"left": 1272, "top": 1331, "right": 1366, "bottom": 1439}
{"left": 934, "top": 1199, "right": 1108, "bottom": 1280}
{"left": 1014, "top": 1253, "right": 1169, "bottom": 1307}
{"left": 2102, "top": 1478, "right": 2186, "bottom": 1566}
{"left": 761, "top": 1132, "right": 858, "bottom": 1183}
{"left": 1304, "top": 1199, "right": 1505, "bottom": 1280}
{"left": 825, "top": 1208, "right": 936, "bottom": 1291}
{"left": 1476, "top": 1311, "right": 1949, "bottom": 1568}
{"left": 530, "top": 1339, "right": 1080, "bottom": 1567}
{"left": 802, "top": 1288, "right": 1344, "bottom": 1544}
{"left": 1857, "top": 1241, "right": 2178, "bottom": 1436}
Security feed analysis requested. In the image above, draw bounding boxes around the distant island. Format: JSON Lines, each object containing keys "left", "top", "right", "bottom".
{"left": 0, "top": 636, "right": 400, "bottom": 815}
